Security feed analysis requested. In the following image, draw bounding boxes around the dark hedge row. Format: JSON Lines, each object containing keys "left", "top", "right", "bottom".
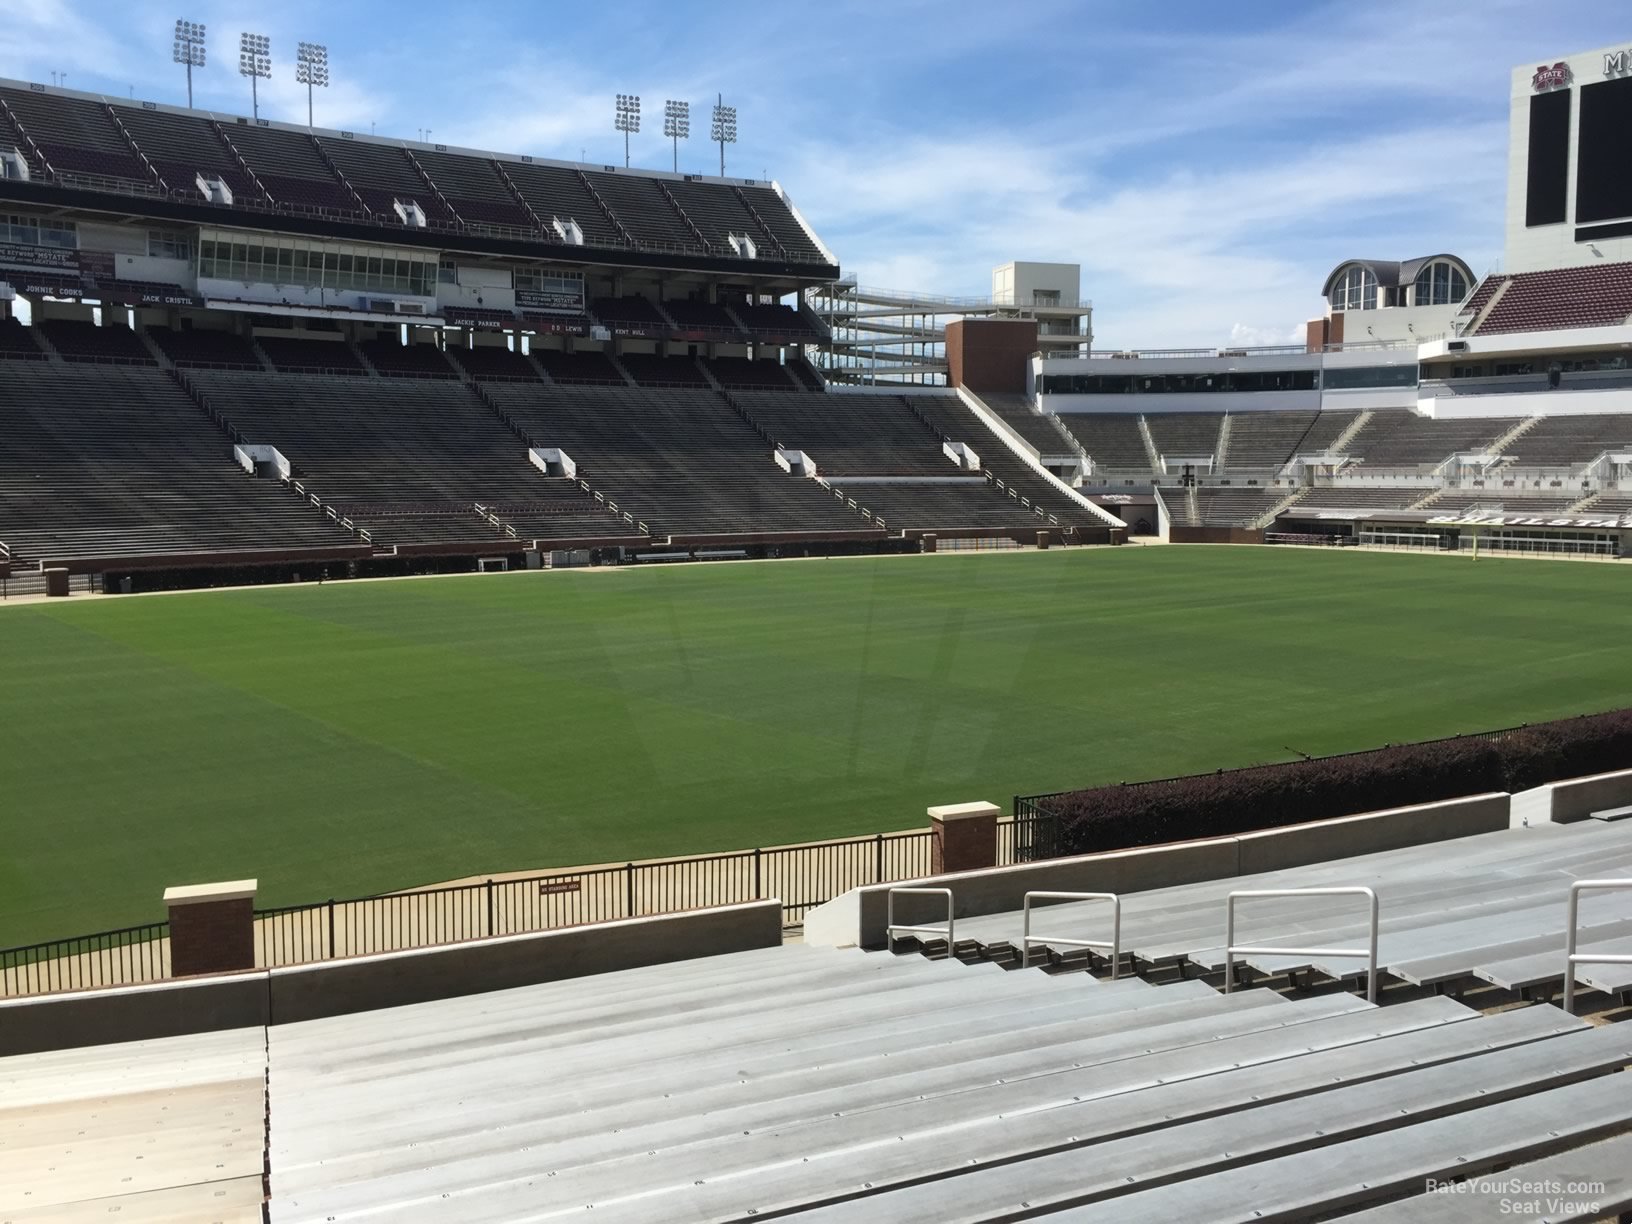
{"left": 1046, "top": 708, "right": 1632, "bottom": 856}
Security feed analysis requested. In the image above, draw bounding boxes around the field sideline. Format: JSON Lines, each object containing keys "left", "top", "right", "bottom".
{"left": 3, "top": 546, "right": 1630, "bottom": 947}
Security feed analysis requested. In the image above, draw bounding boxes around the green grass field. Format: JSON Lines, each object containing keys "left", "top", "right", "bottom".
{"left": 4, "top": 546, "right": 1631, "bottom": 947}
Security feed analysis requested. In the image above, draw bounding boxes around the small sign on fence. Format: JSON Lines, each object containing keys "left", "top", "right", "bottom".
{"left": 539, "top": 880, "right": 582, "bottom": 895}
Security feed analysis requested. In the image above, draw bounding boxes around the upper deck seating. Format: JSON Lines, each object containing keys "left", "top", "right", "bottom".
{"left": 318, "top": 138, "right": 456, "bottom": 224}
{"left": 1474, "top": 262, "right": 1632, "bottom": 335}
{"left": 219, "top": 122, "right": 358, "bottom": 214}
{"left": 111, "top": 104, "right": 261, "bottom": 201}
{"left": 582, "top": 172, "right": 698, "bottom": 251}
{"left": 414, "top": 150, "right": 537, "bottom": 230}
{"left": 0, "top": 88, "right": 151, "bottom": 187}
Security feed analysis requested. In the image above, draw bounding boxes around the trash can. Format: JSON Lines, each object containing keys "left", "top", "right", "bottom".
{"left": 922, "top": 534, "right": 937, "bottom": 554}
{"left": 44, "top": 567, "right": 70, "bottom": 597}
{"left": 1037, "top": 531, "right": 1050, "bottom": 550}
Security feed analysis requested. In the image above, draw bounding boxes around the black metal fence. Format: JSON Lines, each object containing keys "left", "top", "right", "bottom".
{"left": 0, "top": 920, "right": 171, "bottom": 998}
{"left": 3, "top": 818, "right": 1044, "bottom": 996}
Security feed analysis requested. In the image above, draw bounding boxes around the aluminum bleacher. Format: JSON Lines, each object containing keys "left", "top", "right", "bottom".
{"left": 249, "top": 936, "right": 1632, "bottom": 1218}
{"left": 218, "top": 121, "right": 357, "bottom": 214}
{"left": 0, "top": 362, "right": 353, "bottom": 564}
{"left": 582, "top": 172, "right": 697, "bottom": 251}
{"left": 38, "top": 319, "right": 155, "bottom": 365}
{"left": 978, "top": 393, "right": 1078, "bottom": 455}
{"left": 147, "top": 326, "right": 261, "bottom": 369}
{"left": 358, "top": 336, "right": 459, "bottom": 379}
{"left": 705, "top": 357, "right": 802, "bottom": 390}
{"left": 447, "top": 343, "right": 542, "bottom": 381}
{"left": 905, "top": 396, "right": 1107, "bottom": 530}
{"left": 0, "top": 86, "right": 152, "bottom": 188}
{"left": 1505, "top": 414, "right": 1632, "bottom": 467}
{"left": 1056, "top": 413, "right": 1150, "bottom": 470}
{"left": 1145, "top": 412, "right": 1223, "bottom": 460}
{"left": 413, "top": 149, "right": 537, "bottom": 231}
{"left": 618, "top": 352, "right": 710, "bottom": 387}
{"left": 1224, "top": 410, "right": 1319, "bottom": 469}
{"left": 735, "top": 391, "right": 955, "bottom": 476}
{"left": 485, "top": 383, "right": 874, "bottom": 537}
{"left": 1193, "top": 486, "right": 1284, "bottom": 526}
{"left": 256, "top": 334, "right": 367, "bottom": 375}
{"left": 319, "top": 138, "right": 455, "bottom": 224}
{"left": 110, "top": 103, "right": 260, "bottom": 202}
{"left": 1288, "top": 486, "right": 1426, "bottom": 511}
{"left": 502, "top": 162, "right": 624, "bottom": 248}
{"left": 186, "top": 370, "right": 634, "bottom": 546}
{"left": 1346, "top": 410, "right": 1517, "bottom": 468}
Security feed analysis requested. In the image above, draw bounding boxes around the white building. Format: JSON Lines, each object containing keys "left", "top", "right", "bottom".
{"left": 1505, "top": 41, "right": 1632, "bottom": 272}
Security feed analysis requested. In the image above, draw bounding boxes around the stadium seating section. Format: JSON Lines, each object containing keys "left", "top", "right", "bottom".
{"left": 1470, "top": 261, "right": 1632, "bottom": 335}
{"left": 13, "top": 310, "right": 1632, "bottom": 563}
{"left": 0, "top": 362, "right": 354, "bottom": 563}
{"left": 0, "top": 87, "right": 830, "bottom": 265}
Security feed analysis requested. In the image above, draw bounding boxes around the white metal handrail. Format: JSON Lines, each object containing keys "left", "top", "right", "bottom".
{"left": 886, "top": 887, "right": 954, "bottom": 953}
{"left": 1225, "top": 887, "right": 1380, "bottom": 1003}
{"left": 1021, "top": 891, "right": 1120, "bottom": 976}
{"left": 1563, "top": 879, "right": 1632, "bottom": 1014}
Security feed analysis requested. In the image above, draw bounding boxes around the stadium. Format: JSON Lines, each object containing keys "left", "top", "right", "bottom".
{"left": 6, "top": 23, "right": 1632, "bottom": 1224}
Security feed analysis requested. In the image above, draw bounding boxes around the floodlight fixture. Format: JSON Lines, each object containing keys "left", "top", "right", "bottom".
{"left": 239, "top": 31, "right": 271, "bottom": 119}
{"left": 173, "top": 19, "right": 206, "bottom": 107}
{"left": 295, "top": 41, "right": 329, "bottom": 128}
{"left": 614, "top": 93, "right": 640, "bottom": 167}
{"left": 710, "top": 93, "right": 737, "bottom": 176}
{"left": 663, "top": 99, "right": 689, "bottom": 173}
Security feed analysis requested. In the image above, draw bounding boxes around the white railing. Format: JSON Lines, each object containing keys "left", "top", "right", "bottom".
{"left": 886, "top": 887, "right": 954, "bottom": 953}
{"left": 1021, "top": 891, "right": 1121, "bottom": 976}
{"left": 1225, "top": 886, "right": 1380, "bottom": 1003}
{"left": 1563, "top": 879, "right": 1632, "bottom": 1014}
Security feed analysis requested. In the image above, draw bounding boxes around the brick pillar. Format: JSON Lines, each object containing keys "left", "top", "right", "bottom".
{"left": 929, "top": 802, "right": 1000, "bottom": 875}
{"left": 164, "top": 879, "right": 257, "bottom": 977}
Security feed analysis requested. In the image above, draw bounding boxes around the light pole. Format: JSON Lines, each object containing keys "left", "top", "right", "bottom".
{"left": 295, "top": 42, "right": 328, "bottom": 129}
{"left": 239, "top": 32, "right": 270, "bottom": 120}
{"left": 663, "top": 100, "right": 689, "bottom": 174}
{"left": 173, "top": 19, "right": 205, "bottom": 108}
{"left": 710, "top": 93, "right": 736, "bottom": 177}
{"left": 615, "top": 94, "right": 640, "bottom": 169}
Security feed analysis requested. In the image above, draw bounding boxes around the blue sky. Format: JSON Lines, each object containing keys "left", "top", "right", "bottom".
{"left": 4, "top": 1, "right": 1627, "bottom": 346}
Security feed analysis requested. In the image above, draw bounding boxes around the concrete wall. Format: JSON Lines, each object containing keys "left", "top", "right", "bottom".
{"left": 0, "top": 901, "right": 784, "bottom": 1054}
{"left": 804, "top": 792, "right": 1511, "bottom": 949}
{"left": 1511, "top": 767, "right": 1632, "bottom": 826}
{"left": 267, "top": 900, "right": 783, "bottom": 1024}
{"left": 0, "top": 973, "right": 270, "bottom": 1057}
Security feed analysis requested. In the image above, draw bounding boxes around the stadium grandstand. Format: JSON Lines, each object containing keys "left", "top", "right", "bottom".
{"left": 0, "top": 80, "right": 1131, "bottom": 587}
{"left": 14, "top": 32, "right": 1632, "bottom": 1224}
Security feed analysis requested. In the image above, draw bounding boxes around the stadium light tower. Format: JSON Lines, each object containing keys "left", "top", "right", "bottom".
{"left": 239, "top": 31, "right": 271, "bottom": 120}
{"left": 295, "top": 41, "right": 329, "bottom": 129}
{"left": 710, "top": 93, "right": 737, "bottom": 176}
{"left": 614, "top": 94, "right": 640, "bottom": 168}
{"left": 173, "top": 19, "right": 206, "bottom": 108}
{"left": 663, "top": 99, "right": 689, "bottom": 173}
